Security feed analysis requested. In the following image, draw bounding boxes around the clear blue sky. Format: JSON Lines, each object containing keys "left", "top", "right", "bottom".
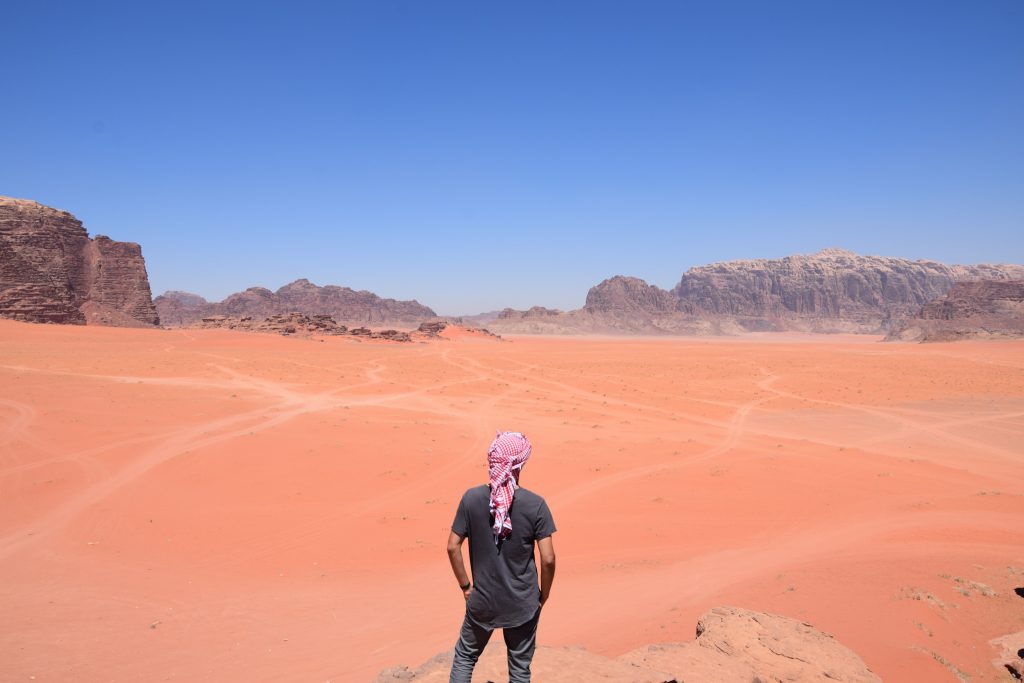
{"left": 2, "top": 2, "right": 1022, "bottom": 315}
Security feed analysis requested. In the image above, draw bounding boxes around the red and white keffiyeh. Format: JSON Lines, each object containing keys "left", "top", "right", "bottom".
{"left": 488, "top": 430, "right": 532, "bottom": 544}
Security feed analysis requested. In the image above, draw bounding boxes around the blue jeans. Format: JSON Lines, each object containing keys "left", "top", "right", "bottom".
{"left": 449, "top": 607, "right": 541, "bottom": 683}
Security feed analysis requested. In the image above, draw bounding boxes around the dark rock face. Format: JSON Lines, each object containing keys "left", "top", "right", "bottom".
{"left": 886, "top": 279, "right": 1024, "bottom": 342}
{"left": 155, "top": 278, "right": 436, "bottom": 327}
{"left": 0, "top": 197, "right": 159, "bottom": 327}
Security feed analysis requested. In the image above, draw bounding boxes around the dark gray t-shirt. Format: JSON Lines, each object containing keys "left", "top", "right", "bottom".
{"left": 451, "top": 484, "right": 556, "bottom": 629}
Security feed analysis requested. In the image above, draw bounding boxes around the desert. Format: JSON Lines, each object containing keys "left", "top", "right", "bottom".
{"left": 5, "top": 4, "right": 1024, "bottom": 681}
{"left": 1, "top": 319, "right": 1022, "bottom": 681}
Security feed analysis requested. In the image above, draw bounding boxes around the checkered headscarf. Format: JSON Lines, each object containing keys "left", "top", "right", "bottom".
{"left": 488, "top": 431, "right": 532, "bottom": 545}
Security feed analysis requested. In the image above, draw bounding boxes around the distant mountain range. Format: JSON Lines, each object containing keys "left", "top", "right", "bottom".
{"left": 486, "top": 248, "right": 1024, "bottom": 335}
{"left": 155, "top": 279, "right": 437, "bottom": 327}
{"left": 3, "top": 197, "right": 1022, "bottom": 339}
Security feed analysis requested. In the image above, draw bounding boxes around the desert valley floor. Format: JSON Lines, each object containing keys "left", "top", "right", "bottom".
{"left": 1, "top": 319, "right": 1022, "bottom": 682}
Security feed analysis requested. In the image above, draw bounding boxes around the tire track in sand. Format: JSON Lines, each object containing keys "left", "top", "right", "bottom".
{"left": 550, "top": 371, "right": 779, "bottom": 509}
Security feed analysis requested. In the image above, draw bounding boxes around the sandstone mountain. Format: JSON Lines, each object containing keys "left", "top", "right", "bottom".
{"left": 886, "top": 279, "right": 1024, "bottom": 342}
{"left": 486, "top": 248, "right": 1024, "bottom": 335}
{"left": 374, "top": 606, "right": 881, "bottom": 682}
{"left": 155, "top": 279, "right": 436, "bottom": 327}
{"left": 0, "top": 197, "right": 159, "bottom": 327}
{"left": 670, "top": 248, "right": 1023, "bottom": 327}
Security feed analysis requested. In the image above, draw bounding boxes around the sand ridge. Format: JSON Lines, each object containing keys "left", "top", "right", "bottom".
{"left": 0, "top": 319, "right": 1022, "bottom": 681}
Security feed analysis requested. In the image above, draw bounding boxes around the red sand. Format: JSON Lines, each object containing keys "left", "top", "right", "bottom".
{"left": 1, "top": 319, "right": 1021, "bottom": 682}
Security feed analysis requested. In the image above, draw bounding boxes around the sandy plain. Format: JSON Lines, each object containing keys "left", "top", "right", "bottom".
{"left": 0, "top": 319, "right": 1022, "bottom": 682}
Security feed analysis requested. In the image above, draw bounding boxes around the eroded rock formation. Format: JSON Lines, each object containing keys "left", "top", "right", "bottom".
{"left": 374, "top": 606, "right": 881, "bottom": 682}
{"left": 155, "top": 279, "right": 436, "bottom": 327}
{"left": 0, "top": 197, "right": 159, "bottom": 327}
{"left": 886, "top": 279, "right": 1024, "bottom": 342}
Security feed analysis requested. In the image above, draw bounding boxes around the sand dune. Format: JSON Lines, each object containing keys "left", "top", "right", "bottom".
{"left": 1, "top": 319, "right": 1022, "bottom": 681}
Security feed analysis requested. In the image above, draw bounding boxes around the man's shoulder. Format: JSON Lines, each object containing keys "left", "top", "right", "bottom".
{"left": 513, "top": 486, "right": 548, "bottom": 508}
{"left": 461, "top": 484, "right": 490, "bottom": 502}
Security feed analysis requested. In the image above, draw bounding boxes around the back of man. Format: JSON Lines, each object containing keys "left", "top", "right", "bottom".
{"left": 452, "top": 484, "right": 555, "bottom": 629}
{"left": 445, "top": 431, "right": 557, "bottom": 683}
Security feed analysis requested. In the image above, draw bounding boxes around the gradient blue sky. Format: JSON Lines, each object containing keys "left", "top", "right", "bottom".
{"left": 3, "top": 2, "right": 1022, "bottom": 314}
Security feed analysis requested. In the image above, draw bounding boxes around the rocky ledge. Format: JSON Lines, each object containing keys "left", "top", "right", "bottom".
{"left": 374, "top": 606, "right": 881, "bottom": 682}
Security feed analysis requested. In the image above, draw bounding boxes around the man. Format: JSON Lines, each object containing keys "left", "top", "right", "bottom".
{"left": 446, "top": 431, "right": 557, "bottom": 683}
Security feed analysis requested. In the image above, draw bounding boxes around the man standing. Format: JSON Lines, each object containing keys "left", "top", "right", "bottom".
{"left": 446, "top": 431, "right": 557, "bottom": 683}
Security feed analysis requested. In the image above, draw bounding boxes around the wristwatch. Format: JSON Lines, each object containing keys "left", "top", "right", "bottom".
{"left": 460, "top": 581, "right": 471, "bottom": 591}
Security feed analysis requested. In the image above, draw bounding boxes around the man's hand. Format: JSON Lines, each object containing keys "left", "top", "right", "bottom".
{"left": 463, "top": 585, "right": 473, "bottom": 602}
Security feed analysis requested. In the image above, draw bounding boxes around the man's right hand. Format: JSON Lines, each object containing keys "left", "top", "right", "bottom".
{"left": 463, "top": 587, "right": 473, "bottom": 602}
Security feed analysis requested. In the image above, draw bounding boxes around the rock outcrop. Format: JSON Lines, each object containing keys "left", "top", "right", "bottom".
{"left": 621, "top": 606, "right": 881, "bottom": 682}
{"left": 0, "top": 197, "right": 159, "bottom": 327}
{"left": 374, "top": 606, "right": 880, "bottom": 682}
{"left": 414, "top": 321, "right": 502, "bottom": 341}
{"left": 484, "top": 249, "right": 1024, "bottom": 336}
{"left": 886, "top": 279, "right": 1024, "bottom": 342}
{"left": 415, "top": 321, "right": 450, "bottom": 336}
{"left": 989, "top": 630, "right": 1024, "bottom": 680}
{"left": 155, "top": 279, "right": 436, "bottom": 327}
{"left": 195, "top": 312, "right": 412, "bottom": 341}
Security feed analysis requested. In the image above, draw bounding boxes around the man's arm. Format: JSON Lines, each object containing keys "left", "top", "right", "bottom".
{"left": 446, "top": 531, "right": 473, "bottom": 601}
{"left": 538, "top": 535, "right": 556, "bottom": 606}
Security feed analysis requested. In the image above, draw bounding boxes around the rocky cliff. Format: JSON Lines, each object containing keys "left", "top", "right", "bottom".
{"left": 486, "top": 249, "right": 1024, "bottom": 335}
{"left": 154, "top": 279, "right": 437, "bottom": 327}
{"left": 0, "top": 197, "right": 159, "bottom": 327}
{"left": 886, "top": 279, "right": 1024, "bottom": 342}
